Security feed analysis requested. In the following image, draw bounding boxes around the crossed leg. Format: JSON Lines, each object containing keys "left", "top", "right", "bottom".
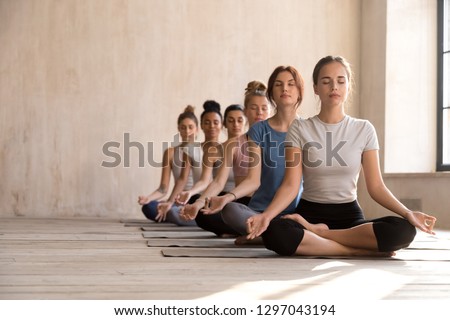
{"left": 295, "top": 229, "right": 391, "bottom": 257}
{"left": 263, "top": 216, "right": 393, "bottom": 257}
{"left": 283, "top": 214, "right": 379, "bottom": 251}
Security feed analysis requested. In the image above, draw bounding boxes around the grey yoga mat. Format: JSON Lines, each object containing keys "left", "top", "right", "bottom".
{"left": 160, "top": 247, "right": 450, "bottom": 261}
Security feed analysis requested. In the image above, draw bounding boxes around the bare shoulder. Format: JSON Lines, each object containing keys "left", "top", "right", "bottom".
{"left": 165, "top": 146, "right": 176, "bottom": 159}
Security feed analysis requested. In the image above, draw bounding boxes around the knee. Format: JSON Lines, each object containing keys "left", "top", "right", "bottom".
{"left": 195, "top": 211, "right": 217, "bottom": 233}
{"left": 221, "top": 202, "right": 247, "bottom": 235}
{"left": 221, "top": 202, "right": 240, "bottom": 225}
{"left": 165, "top": 206, "right": 180, "bottom": 222}
{"left": 194, "top": 211, "right": 207, "bottom": 226}
{"left": 373, "top": 217, "right": 417, "bottom": 252}
{"left": 262, "top": 219, "right": 305, "bottom": 256}
{"left": 142, "top": 201, "right": 159, "bottom": 220}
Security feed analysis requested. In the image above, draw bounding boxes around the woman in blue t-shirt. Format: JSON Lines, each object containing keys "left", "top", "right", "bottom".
{"left": 200, "top": 66, "right": 305, "bottom": 243}
{"left": 246, "top": 55, "right": 437, "bottom": 256}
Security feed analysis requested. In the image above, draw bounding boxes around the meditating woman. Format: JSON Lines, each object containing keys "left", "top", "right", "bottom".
{"left": 138, "top": 105, "right": 198, "bottom": 224}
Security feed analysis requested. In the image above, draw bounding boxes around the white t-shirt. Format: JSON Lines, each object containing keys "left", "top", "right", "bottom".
{"left": 285, "top": 115, "right": 379, "bottom": 203}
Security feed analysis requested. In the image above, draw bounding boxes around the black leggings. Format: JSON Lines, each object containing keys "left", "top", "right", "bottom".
{"left": 262, "top": 199, "right": 417, "bottom": 256}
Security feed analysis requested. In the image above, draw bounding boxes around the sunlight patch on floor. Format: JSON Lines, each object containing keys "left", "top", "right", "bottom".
{"left": 292, "top": 268, "right": 412, "bottom": 300}
{"left": 197, "top": 262, "right": 413, "bottom": 300}
{"left": 197, "top": 271, "right": 340, "bottom": 300}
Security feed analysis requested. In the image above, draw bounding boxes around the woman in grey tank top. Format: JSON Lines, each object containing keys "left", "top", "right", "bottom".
{"left": 138, "top": 105, "right": 198, "bottom": 222}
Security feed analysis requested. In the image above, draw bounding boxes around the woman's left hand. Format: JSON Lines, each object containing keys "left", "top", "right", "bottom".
{"left": 405, "top": 211, "right": 437, "bottom": 235}
{"left": 246, "top": 214, "right": 271, "bottom": 239}
{"left": 175, "top": 191, "right": 191, "bottom": 205}
{"left": 156, "top": 201, "right": 172, "bottom": 222}
{"left": 200, "top": 196, "right": 228, "bottom": 215}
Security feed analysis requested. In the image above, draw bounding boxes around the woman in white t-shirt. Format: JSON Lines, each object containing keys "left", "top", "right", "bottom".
{"left": 246, "top": 55, "right": 437, "bottom": 256}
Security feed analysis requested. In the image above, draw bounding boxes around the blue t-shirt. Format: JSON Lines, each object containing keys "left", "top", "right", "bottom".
{"left": 247, "top": 120, "right": 302, "bottom": 214}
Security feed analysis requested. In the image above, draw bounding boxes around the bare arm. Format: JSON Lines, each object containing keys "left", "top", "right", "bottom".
{"left": 200, "top": 139, "right": 261, "bottom": 214}
{"left": 362, "top": 150, "right": 436, "bottom": 234}
{"left": 179, "top": 139, "right": 236, "bottom": 220}
{"left": 187, "top": 149, "right": 215, "bottom": 195}
{"left": 154, "top": 151, "right": 191, "bottom": 222}
{"left": 175, "top": 144, "right": 216, "bottom": 204}
{"left": 138, "top": 147, "right": 173, "bottom": 205}
{"left": 247, "top": 146, "right": 302, "bottom": 239}
{"left": 165, "top": 151, "right": 191, "bottom": 203}
{"left": 198, "top": 138, "right": 236, "bottom": 201}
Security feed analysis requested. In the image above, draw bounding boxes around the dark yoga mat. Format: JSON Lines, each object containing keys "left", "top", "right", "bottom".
{"left": 142, "top": 231, "right": 214, "bottom": 239}
{"left": 160, "top": 247, "right": 450, "bottom": 261}
{"left": 161, "top": 247, "right": 277, "bottom": 258}
{"left": 147, "top": 238, "right": 262, "bottom": 248}
{"left": 141, "top": 226, "right": 202, "bottom": 232}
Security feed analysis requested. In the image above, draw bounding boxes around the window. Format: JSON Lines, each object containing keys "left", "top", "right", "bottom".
{"left": 438, "top": 0, "right": 450, "bottom": 171}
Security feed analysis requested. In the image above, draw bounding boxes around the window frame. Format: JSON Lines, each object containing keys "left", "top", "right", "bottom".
{"left": 437, "top": 0, "right": 450, "bottom": 171}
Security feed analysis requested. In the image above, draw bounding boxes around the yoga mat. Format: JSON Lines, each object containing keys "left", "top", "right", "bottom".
{"left": 406, "top": 241, "right": 450, "bottom": 250}
{"left": 161, "top": 247, "right": 276, "bottom": 258}
{"left": 141, "top": 226, "right": 201, "bottom": 232}
{"left": 124, "top": 221, "right": 157, "bottom": 227}
{"left": 147, "top": 238, "right": 256, "bottom": 248}
{"left": 161, "top": 247, "right": 450, "bottom": 261}
{"left": 142, "top": 231, "right": 214, "bottom": 239}
{"left": 121, "top": 219, "right": 153, "bottom": 224}
{"left": 393, "top": 249, "right": 450, "bottom": 261}
{"left": 406, "top": 233, "right": 450, "bottom": 250}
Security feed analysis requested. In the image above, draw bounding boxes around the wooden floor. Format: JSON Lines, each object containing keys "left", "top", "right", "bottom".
{"left": 1, "top": 217, "right": 450, "bottom": 300}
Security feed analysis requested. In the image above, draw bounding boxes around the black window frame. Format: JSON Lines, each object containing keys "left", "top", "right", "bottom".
{"left": 438, "top": 0, "right": 450, "bottom": 171}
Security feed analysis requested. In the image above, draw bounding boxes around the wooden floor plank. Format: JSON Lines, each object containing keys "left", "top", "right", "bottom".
{"left": 1, "top": 217, "right": 449, "bottom": 300}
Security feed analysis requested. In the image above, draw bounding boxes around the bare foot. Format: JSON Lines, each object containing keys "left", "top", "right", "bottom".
{"left": 282, "top": 214, "right": 329, "bottom": 234}
{"left": 234, "top": 235, "right": 264, "bottom": 246}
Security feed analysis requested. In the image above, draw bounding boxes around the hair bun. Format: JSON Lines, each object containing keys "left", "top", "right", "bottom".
{"left": 245, "top": 80, "right": 267, "bottom": 95}
{"left": 203, "top": 100, "right": 221, "bottom": 113}
{"left": 184, "top": 105, "right": 195, "bottom": 114}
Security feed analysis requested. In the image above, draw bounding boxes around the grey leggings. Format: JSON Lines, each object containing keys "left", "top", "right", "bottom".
{"left": 221, "top": 202, "right": 260, "bottom": 235}
{"left": 166, "top": 206, "right": 197, "bottom": 226}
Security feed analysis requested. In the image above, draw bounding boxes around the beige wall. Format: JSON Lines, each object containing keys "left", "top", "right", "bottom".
{"left": 1, "top": 0, "right": 449, "bottom": 228}
{"left": 358, "top": 0, "right": 450, "bottom": 229}
{"left": 0, "top": 0, "right": 361, "bottom": 218}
